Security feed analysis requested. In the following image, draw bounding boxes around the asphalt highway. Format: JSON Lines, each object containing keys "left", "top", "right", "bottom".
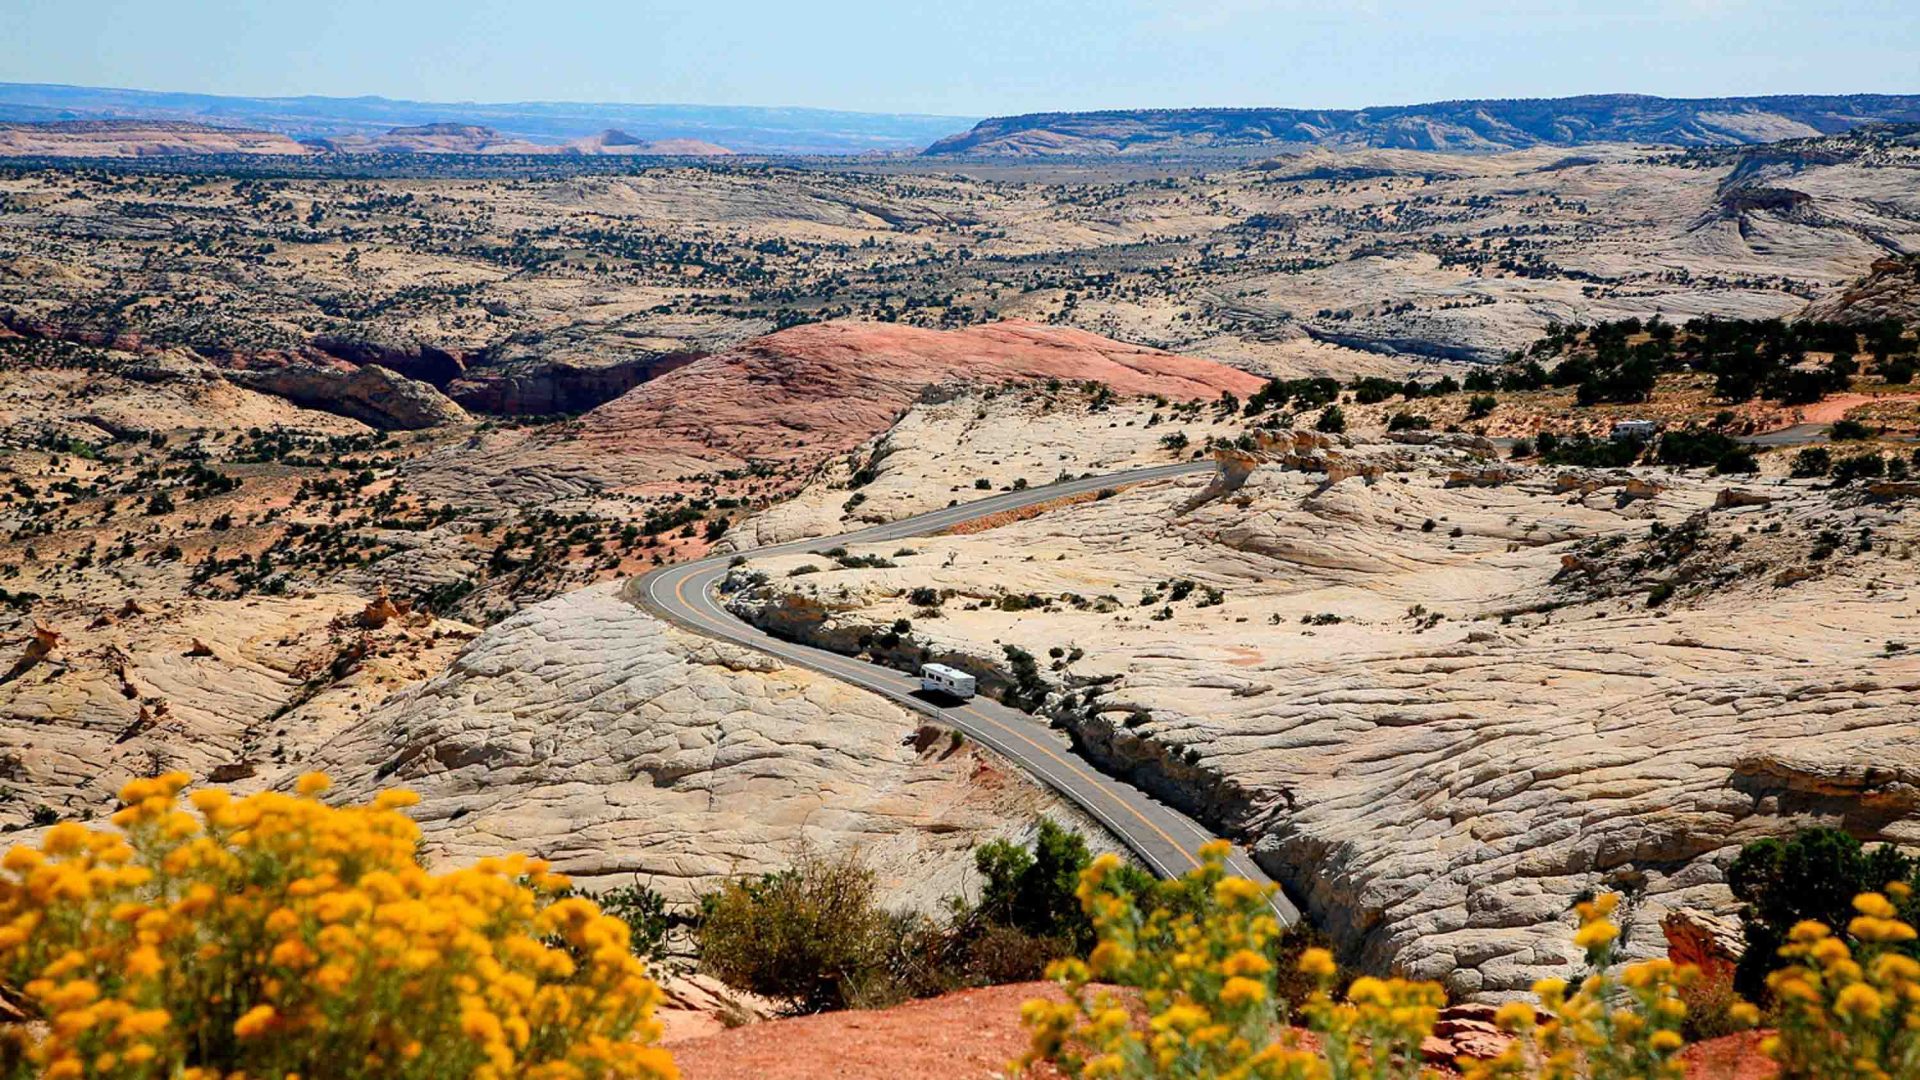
{"left": 629, "top": 460, "right": 1300, "bottom": 923}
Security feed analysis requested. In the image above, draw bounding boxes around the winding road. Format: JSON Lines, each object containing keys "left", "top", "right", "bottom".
{"left": 630, "top": 460, "right": 1300, "bottom": 923}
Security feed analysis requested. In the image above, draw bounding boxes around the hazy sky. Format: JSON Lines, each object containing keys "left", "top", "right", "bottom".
{"left": 6, "top": 0, "right": 1917, "bottom": 116}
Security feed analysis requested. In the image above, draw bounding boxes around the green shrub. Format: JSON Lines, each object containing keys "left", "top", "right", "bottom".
{"left": 1713, "top": 448, "right": 1758, "bottom": 474}
{"left": 1680, "top": 965, "right": 1753, "bottom": 1042}
{"left": 1833, "top": 453, "right": 1888, "bottom": 484}
{"left": 1656, "top": 428, "right": 1745, "bottom": 470}
{"left": 1791, "top": 447, "right": 1832, "bottom": 477}
{"left": 1002, "top": 644, "right": 1049, "bottom": 710}
{"left": 698, "top": 850, "right": 890, "bottom": 1013}
{"left": 591, "top": 877, "right": 674, "bottom": 960}
{"left": 698, "top": 822, "right": 1140, "bottom": 1015}
{"left": 975, "top": 819, "right": 1097, "bottom": 953}
{"left": 1540, "top": 434, "right": 1641, "bottom": 468}
{"left": 957, "top": 923, "right": 1075, "bottom": 986}
{"left": 1728, "top": 827, "right": 1920, "bottom": 1001}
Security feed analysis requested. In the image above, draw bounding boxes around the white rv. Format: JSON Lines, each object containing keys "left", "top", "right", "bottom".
{"left": 920, "top": 663, "right": 976, "bottom": 700}
{"left": 1610, "top": 419, "right": 1659, "bottom": 443}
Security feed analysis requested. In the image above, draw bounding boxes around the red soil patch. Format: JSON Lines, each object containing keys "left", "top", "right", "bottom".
{"left": 669, "top": 982, "right": 1775, "bottom": 1080}
{"left": 941, "top": 489, "right": 1107, "bottom": 535}
{"left": 1681, "top": 1031, "right": 1778, "bottom": 1080}
{"left": 670, "top": 982, "right": 1071, "bottom": 1080}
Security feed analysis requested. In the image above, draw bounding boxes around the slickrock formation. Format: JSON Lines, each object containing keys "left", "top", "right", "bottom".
{"left": 1804, "top": 255, "right": 1920, "bottom": 326}
{"left": 3, "top": 133, "right": 1911, "bottom": 390}
{"left": 0, "top": 351, "right": 370, "bottom": 444}
{"left": 729, "top": 385, "right": 1244, "bottom": 547}
{"left": 309, "top": 581, "right": 1117, "bottom": 910}
{"left": 224, "top": 363, "right": 470, "bottom": 430}
{"left": 408, "top": 319, "right": 1262, "bottom": 506}
{"left": 0, "top": 595, "right": 476, "bottom": 829}
{"left": 724, "top": 434, "right": 1920, "bottom": 998}
{"left": 576, "top": 320, "right": 1264, "bottom": 467}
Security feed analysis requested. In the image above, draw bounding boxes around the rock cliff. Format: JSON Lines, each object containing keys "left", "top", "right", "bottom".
{"left": 225, "top": 363, "right": 470, "bottom": 430}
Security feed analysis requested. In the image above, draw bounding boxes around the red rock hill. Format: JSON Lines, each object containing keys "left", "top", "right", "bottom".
{"left": 573, "top": 319, "right": 1267, "bottom": 469}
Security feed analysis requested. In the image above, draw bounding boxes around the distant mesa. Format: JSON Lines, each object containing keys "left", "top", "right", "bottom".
{"left": 0, "top": 82, "right": 962, "bottom": 155}
{"left": 314, "top": 122, "right": 521, "bottom": 154}
{"left": 562, "top": 129, "right": 733, "bottom": 156}
{"left": 389, "top": 122, "right": 492, "bottom": 138}
{"left": 316, "top": 123, "right": 734, "bottom": 156}
{"left": 0, "top": 119, "right": 310, "bottom": 157}
{"left": 0, "top": 117, "right": 734, "bottom": 159}
{"left": 924, "top": 93, "right": 1920, "bottom": 157}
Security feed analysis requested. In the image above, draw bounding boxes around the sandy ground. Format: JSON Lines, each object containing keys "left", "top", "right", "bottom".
{"left": 670, "top": 982, "right": 1073, "bottom": 1080}
{"left": 667, "top": 980, "right": 1772, "bottom": 1080}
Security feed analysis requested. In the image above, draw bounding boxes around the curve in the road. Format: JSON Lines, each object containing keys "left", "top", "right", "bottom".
{"left": 628, "top": 461, "right": 1300, "bottom": 923}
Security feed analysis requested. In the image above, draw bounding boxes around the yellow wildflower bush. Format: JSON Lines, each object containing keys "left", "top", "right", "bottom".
{"left": 1758, "top": 885, "right": 1920, "bottom": 1079}
{"left": 1462, "top": 892, "right": 1741, "bottom": 1080}
{"left": 1021, "top": 844, "right": 1780, "bottom": 1080}
{"left": 0, "top": 772, "right": 677, "bottom": 1080}
{"left": 1019, "top": 839, "right": 1441, "bottom": 1080}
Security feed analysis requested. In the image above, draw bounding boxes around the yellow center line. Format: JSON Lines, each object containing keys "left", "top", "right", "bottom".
{"left": 953, "top": 702, "right": 1203, "bottom": 871}
{"left": 669, "top": 564, "right": 1204, "bottom": 872}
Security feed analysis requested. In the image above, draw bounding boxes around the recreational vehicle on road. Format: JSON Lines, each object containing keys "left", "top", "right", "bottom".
{"left": 920, "top": 663, "right": 976, "bottom": 700}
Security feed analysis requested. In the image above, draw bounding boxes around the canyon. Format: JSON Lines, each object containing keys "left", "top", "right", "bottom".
{"left": 0, "top": 114, "right": 1917, "bottom": 1040}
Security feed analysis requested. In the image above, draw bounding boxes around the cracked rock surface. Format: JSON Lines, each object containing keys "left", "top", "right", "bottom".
{"left": 728, "top": 431, "right": 1920, "bottom": 998}
{"left": 310, "top": 581, "right": 1115, "bottom": 911}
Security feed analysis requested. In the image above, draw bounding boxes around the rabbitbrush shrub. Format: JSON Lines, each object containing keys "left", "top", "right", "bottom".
{"left": 0, "top": 772, "right": 676, "bottom": 1080}
{"left": 1018, "top": 840, "right": 1920, "bottom": 1080}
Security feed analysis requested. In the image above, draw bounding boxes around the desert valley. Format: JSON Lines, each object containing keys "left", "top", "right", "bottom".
{"left": 0, "top": 73, "right": 1919, "bottom": 1079}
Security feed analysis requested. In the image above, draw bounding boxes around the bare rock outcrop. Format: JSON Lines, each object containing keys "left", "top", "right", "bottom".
{"left": 309, "top": 581, "right": 1117, "bottom": 910}
{"left": 0, "top": 595, "right": 476, "bottom": 830}
{"left": 225, "top": 363, "right": 469, "bottom": 430}
{"left": 407, "top": 320, "right": 1265, "bottom": 507}
{"left": 574, "top": 319, "right": 1265, "bottom": 472}
{"left": 1, "top": 623, "right": 61, "bottom": 684}
{"left": 1663, "top": 908, "right": 1744, "bottom": 979}
{"left": 1803, "top": 256, "right": 1920, "bottom": 327}
{"left": 724, "top": 443, "right": 1920, "bottom": 999}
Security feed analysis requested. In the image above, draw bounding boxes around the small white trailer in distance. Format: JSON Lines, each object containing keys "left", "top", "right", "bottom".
{"left": 920, "top": 663, "right": 976, "bottom": 700}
